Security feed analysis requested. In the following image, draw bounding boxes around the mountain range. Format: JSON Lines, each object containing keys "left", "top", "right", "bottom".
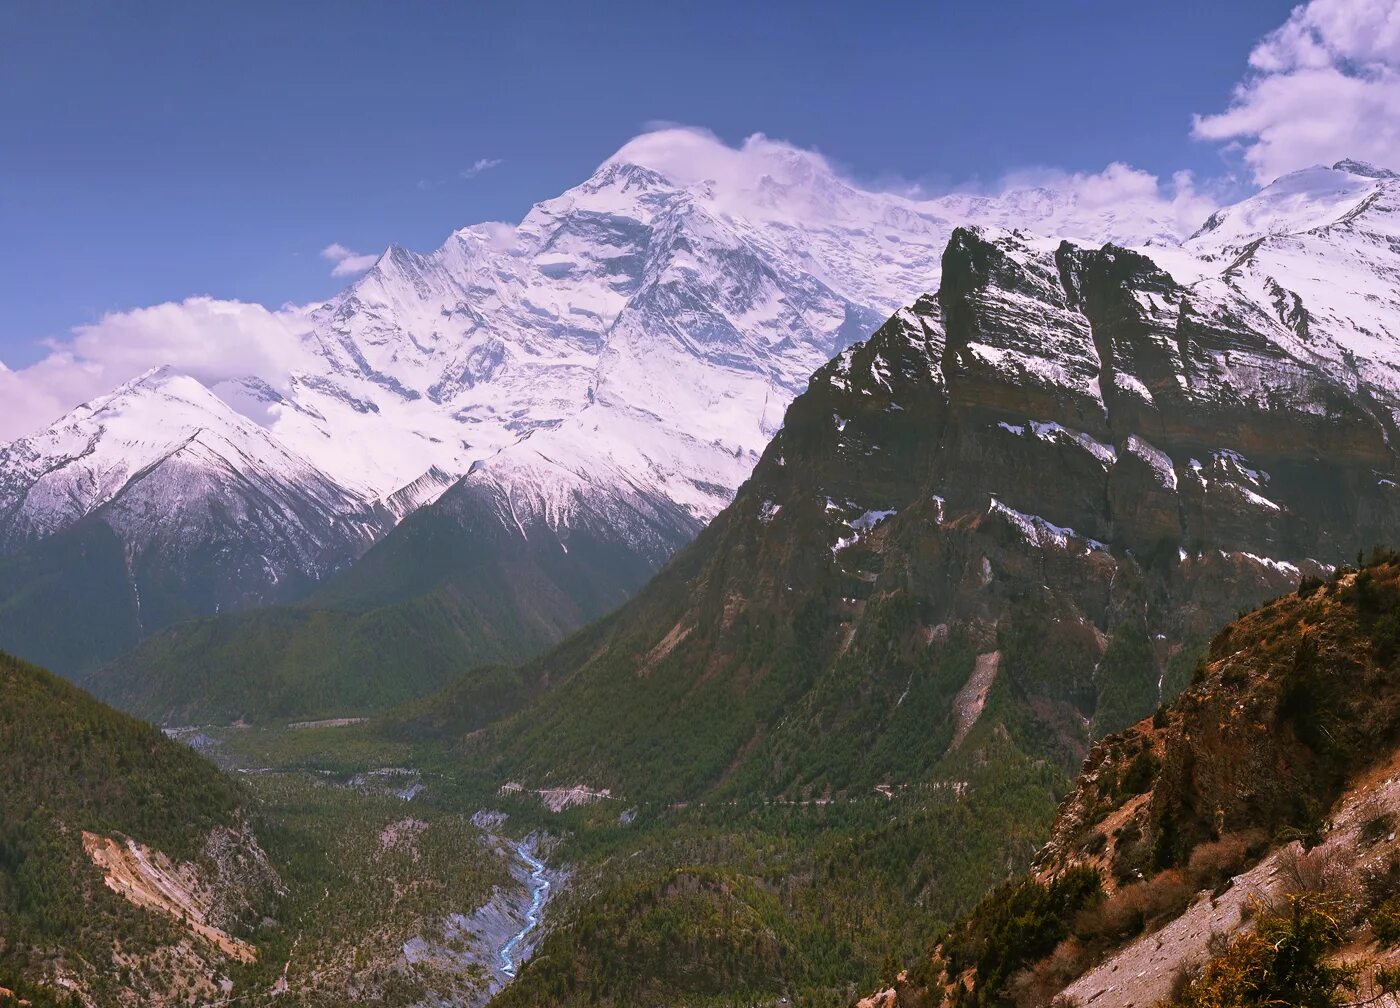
{"left": 0, "top": 130, "right": 1226, "bottom": 687}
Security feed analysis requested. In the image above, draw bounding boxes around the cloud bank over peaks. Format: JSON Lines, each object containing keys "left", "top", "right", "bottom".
{"left": 977, "top": 161, "right": 1219, "bottom": 245}
{"left": 1194, "top": 0, "right": 1400, "bottom": 183}
{"left": 606, "top": 126, "right": 1219, "bottom": 244}
{"left": 0, "top": 298, "right": 313, "bottom": 441}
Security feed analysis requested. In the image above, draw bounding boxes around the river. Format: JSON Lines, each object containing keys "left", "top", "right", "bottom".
{"left": 497, "top": 839, "right": 550, "bottom": 978}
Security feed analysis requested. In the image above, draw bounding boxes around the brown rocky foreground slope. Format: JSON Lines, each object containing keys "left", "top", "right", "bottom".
{"left": 872, "top": 556, "right": 1400, "bottom": 1008}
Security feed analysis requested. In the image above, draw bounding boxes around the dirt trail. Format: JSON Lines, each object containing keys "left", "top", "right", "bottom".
{"left": 82, "top": 832, "right": 256, "bottom": 963}
{"left": 951, "top": 650, "right": 999, "bottom": 748}
{"left": 286, "top": 717, "right": 367, "bottom": 729}
{"left": 499, "top": 782, "right": 612, "bottom": 811}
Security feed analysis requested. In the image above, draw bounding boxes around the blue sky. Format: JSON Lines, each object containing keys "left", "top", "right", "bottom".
{"left": 0, "top": 1, "right": 1307, "bottom": 367}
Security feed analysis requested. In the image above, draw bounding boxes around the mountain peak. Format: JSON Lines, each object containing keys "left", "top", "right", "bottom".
{"left": 104, "top": 365, "right": 239, "bottom": 410}
{"left": 582, "top": 159, "right": 676, "bottom": 193}
{"left": 120, "top": 363, "right": 178, "bottom": 391}
{"left": 64, "top": 366, "right": 216, "bottom": 425}
{"left": 1186, "top": 158, "right": 1394, "bottom": 250}
{"left": 1332, "top": 157, "right": 1400, "bottom": 179}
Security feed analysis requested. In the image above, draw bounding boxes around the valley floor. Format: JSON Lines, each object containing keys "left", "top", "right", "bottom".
{"left": 162, "top": 719, "right": 560, "bottom": 1007}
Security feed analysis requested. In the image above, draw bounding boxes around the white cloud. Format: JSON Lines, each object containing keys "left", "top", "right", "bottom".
{"left": 417, "top": 158, "right": 503, "bottom": 190}
{"left": 0, "top": 298, "right": 314, "bottom": 441}
{"left": 1193, "top": 0, "right": 1400, "bottom": 183}
{"left": 606, "top": 127, "right": 834, "bottom": 206}
{"left": 609, "top": 125, "right": 1218, "bottom": 243}
{"left": 460, "top": 157, "right": 503, "bottom": 179}
{"left": 320, "top": 242, "right": 380, "bottom": 277}
{"left": 985, "top": 162, "right": 1221, "bottom": 244}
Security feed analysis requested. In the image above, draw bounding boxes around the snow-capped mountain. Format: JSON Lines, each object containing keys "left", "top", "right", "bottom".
{"left": 1186, "top": 159, "right": 1400, "bottom": 393}
{"left": 7, "top": 142, "right": 1400, "bottom": 678}
{"left": 222, "top": 136, "right": 1209, "bottom": 525}
{"left": 0, "top": 367, "right": 382, "bottom": 637}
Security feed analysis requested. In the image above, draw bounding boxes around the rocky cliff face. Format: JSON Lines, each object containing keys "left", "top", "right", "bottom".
{"left": 1040, "top": 565, "right": 1400, "bottom": 885}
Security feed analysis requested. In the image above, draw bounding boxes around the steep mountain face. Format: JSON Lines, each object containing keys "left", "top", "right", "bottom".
{"left": 432, "top": 162, "right": 1400, "bottom": 808}
{"left": 0, "top": 520, "right": 142, "bottom": 677}
{"left": 883, "top": 559, "right": 1400, "bottom": 1008}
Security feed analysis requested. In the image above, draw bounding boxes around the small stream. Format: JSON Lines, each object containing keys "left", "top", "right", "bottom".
{"left": 497, "top": 839, "right": 550, "bottom": 977}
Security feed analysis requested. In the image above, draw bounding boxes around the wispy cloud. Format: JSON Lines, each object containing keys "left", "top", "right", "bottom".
{"left": 1193, "top": 0, "right": 1400, "bottom": 183}
{"left": 320, "top": 242, "right": 379, "bottom": 277}
{"left": 418, "top": 157, "right": 504, "bottom": 190}
{"left": 460, "top": 157, "right": 503, "bottom": 179}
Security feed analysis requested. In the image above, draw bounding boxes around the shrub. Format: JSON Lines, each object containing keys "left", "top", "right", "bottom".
{"left": 1168, "top": 961, "right": 1199, "bottom": 1003}
{"left": 1084, "top": 882, "right": 1147, "bottom": 942}
{"left": 1372, "top": 896, "right": 1400, "bottom": 947}
{"left": 1360, "top": 812, "right": 1397, "bottom": 848}
{"left": 1297, "top": 575, "right": 1325, "bottom": 597}
{"left": 1141, "top": 869, "right": 1196, "bottom": 930}
{"left": 1373, "top": 610, "right": 1400, "bottom": 664}
{"left": 1077, "top": 869, "right": 1196, "bottom": 949}
{"left": 1273, "top": 844, "right": 1358, "bottom": 907}
{"left": 1187, "top": 834, "right": 1252, "bottom": 891}
{"left": 1175, "top": 892, "right": 1354, "bottom": 1008}
{"left": 1363, "top": 851, "right": 1400, "bottom": 906}
{"left": 1082, "top": 831, "right": 1108, "bottom": 856}
{"left": 1112, "top": 824, "right": 1151, "bottom": 888}
{"left": 945, "top": 865, "right": 1103, "bottom": 1000}
{"left": 1274, "top": 797, "right": 1328, "bottom": 851}
{"left": 1007, "top": 938, "right": 1091, "bottom": 1008}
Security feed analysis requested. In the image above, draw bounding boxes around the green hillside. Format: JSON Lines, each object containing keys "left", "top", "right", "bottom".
{"left": 0, "top": 648, "right": 253, "bottom": 1005}
{"left": 88, "top": 478, "right": 665, "bottom": 725}
{"left": 0, "top": 648, "right": 515, "bottom": 1007}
